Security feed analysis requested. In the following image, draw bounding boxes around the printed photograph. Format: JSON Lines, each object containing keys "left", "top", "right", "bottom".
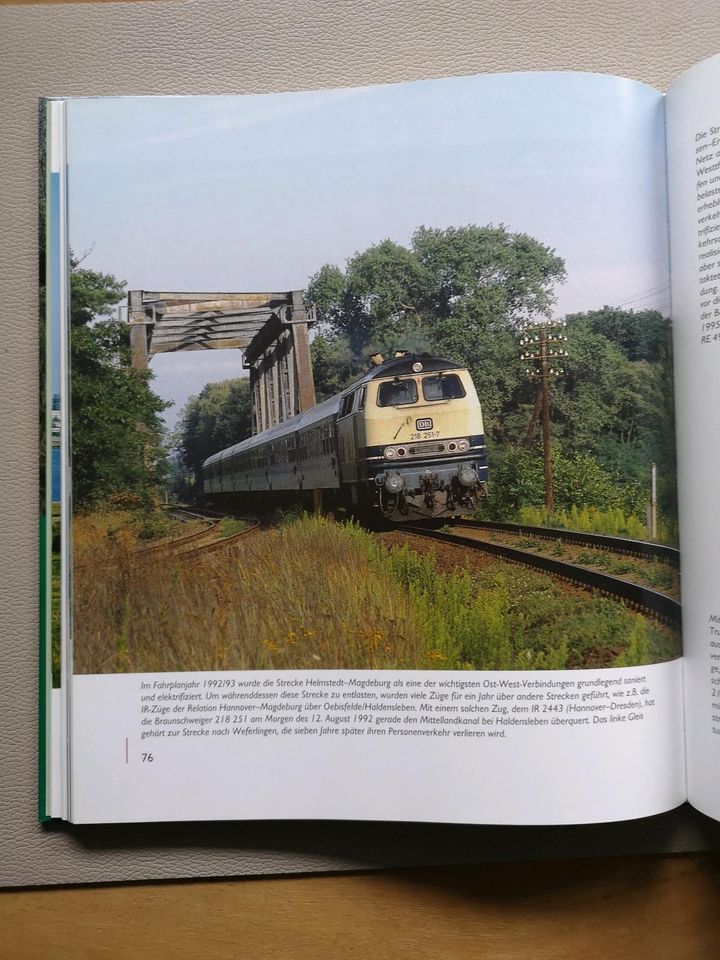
{"left": 45, "top": 73, "right": 681, "bottom": 676}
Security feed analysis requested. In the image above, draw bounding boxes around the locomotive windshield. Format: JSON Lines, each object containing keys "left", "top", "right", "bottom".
{"left": 377, "top": 378, "right": 418, "bottom": 407}
{"left": 422, "top": 373, "right": 466, "bottom": 401}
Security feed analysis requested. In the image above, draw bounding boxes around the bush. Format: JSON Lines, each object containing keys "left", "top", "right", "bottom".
{"left": 480, "top": 448, "right": 648, "bottom": 523}
{"left": 516, "top": 505, "right": 675, "bottom": 545}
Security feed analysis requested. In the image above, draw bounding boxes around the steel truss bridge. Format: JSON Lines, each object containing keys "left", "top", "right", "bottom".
{"left": 128, "top": 289, "right": 317, "bottom": 434}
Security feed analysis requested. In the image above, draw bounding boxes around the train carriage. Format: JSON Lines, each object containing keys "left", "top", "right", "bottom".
{"left": 203, "top": 353, "right": 488, "bottom": 522}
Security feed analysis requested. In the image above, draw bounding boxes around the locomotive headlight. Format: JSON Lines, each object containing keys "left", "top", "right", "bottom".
{"left": 458, "top": 439, "right": 470, "bottom": 452}
{"left": 384, "top": 446, "right": 397, "bottom": 459}
{"left": 385, "top": 474, "right": 405, "bottom": 494}
{"left": 458, "top": 465, "right": 478, "bottom": 488}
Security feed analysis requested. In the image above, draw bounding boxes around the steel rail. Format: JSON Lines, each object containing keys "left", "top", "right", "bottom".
{"left": 178, "top": 519, "right": 263, "bottom": 558}
{"left": 132, "top": 512, "right": 216, "bottom": 557}
{"left": 449, "top": 518, "right": 679, "bottom": 565}
{"left": 73, "top": 512, "right": 216, "bottom": 571}
{"left": 401, "top": 525, "right": 681, "bottom": 628}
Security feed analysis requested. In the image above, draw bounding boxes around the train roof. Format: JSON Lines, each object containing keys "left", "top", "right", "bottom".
{"left": 203, "top": 393, "right": 341, "bottom": 467}
{"left": 202, "top": 354, "right": 464, "bottom": 468}
{"left": 354, "top": 353, "right": 463, "bottom": 384}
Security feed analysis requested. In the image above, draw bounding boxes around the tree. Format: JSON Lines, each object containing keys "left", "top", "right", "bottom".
{"left": 308, "top": 224, "right": 566, "bottom": 350}
{"left": 307, "top": 224, "right": 566, "bottom": 439}
{"left": 481, "top": 448, "right": 645, "bottom": 520}
{"left": 306, "top": 230, "right": 676, "bottom": 527}
{"left": 413, "top": 224, "right": 566, "bottom": 330}
{"left": 70, "top": 263, "right": 169, "bottom": 507}
{"left": 177, "top": 379, "right": 252, "bottom": 486}
{"left": 549, "top": 322, "right": 632, "bottom": 455}
{"left": 555, "top": 308, "right": 677, "bottom": 515}
{"left": 70, "top": 267, "right": 125, "bottom": 328}
{"left": 570, "top": 305, "right": 671, "bottom": 364}
{"left": 309, "top": 333, "right": 360, "bottom": 401}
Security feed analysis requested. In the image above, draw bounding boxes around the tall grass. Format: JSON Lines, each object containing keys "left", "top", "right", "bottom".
{"left": 516, "top": 504, "right": 677, "bottom": 546}
{"left": 73, "top": 512, "right": 680, "bottom": 674}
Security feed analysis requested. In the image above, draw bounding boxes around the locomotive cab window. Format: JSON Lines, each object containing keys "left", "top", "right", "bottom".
{"left": 339, "top": 393, "right": 354, "bottom": 418}
{"left": 377, "top": 378, "right": 418, "bottom": 407}
{"left": 422, "top": 373, "right": 466, "bottom": 401}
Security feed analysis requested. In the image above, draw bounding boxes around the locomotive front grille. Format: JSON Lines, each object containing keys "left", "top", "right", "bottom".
{"left": 384, "top": 437, "right": 476, "bottom": 460}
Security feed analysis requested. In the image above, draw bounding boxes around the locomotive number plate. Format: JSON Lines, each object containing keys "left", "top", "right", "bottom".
{"left": 415, "top": 418, "right": 433, "bottom": 431}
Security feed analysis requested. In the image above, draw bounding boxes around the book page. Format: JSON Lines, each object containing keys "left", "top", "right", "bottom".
{"left": 46, "top": 73, "right": 685, "bottom": 825}
{"left": 667, "top": 53, "right": 720, "bottom": 821}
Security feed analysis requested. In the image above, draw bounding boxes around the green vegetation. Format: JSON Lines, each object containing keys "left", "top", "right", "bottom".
{"left": 216, "top": 516, "right": 248, "bottom": 538}
{"left": 73, "top": 514, "right": 679, "bottom": 674}
{"left": 176, "top": 379, "right": 253, "bottom": 489}
{"left": 69, "top": 262, "right": 169, "bottom": 508}
{"left": 73, "top": 503, "right": 204, "bottom": 558}
{"left": 572, "top": 550, "right": 676, "bottom": 593}
{"left": 479, "top": 451, "right": 646, "bottom": 520}
{"left": 515, "top": 504, "right": 676, "bottom": 546}
{"left": 58, "top": 227, "right": 679, "bottom": 678}
{"left": 307, "top": 224, "right": 566, "bottom": 407}
{"left": 307, "top": 227, "right": 677, "bottom": 536}
{"left": 164, "top": 224, "right": 676, "bottom": 539}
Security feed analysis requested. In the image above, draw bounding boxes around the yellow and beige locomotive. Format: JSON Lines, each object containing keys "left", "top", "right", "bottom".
{"left": 203, "top": 353, "right": 488, "bottom": 522}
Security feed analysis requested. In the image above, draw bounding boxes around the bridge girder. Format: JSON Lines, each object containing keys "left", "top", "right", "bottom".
{"left": 127, "top": 289, "right": 317, "bottom": 432}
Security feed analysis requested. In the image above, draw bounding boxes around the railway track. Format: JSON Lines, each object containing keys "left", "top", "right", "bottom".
{"left": 164, "top": 505, "right": 263, "bottom": 558}
{"left": 177, "top": 518, "right": 262, "bottom": 559}
{"left": 133, "top": 509, "right": 217, "bottom": 556}
{"left": 448, "top": 517, "right": 679, "bottom": 565}
{"left": 77, "top": 507, "right": 261, "bottom": 571}
{"left": 73, "top": 509, "right": 217, "bottom": 571}
{"left": 398, "top": 523, "right": 681, "bottom": 628}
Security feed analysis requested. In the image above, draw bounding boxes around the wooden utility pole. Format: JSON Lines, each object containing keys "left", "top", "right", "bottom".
{"left": 650, "top": 462, "right": 657, "bottom": 539}
{"left": 520, "top": 320, "right": 568, "bottom": 515}
{"left": 522, "top": 392, "right": 542, "bottom": 448}
{"left": 539, "top": 325, "right": 554, "bottom": 513}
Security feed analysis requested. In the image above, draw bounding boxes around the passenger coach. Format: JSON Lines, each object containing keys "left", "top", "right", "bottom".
{"left": 203, "top": 353, "right": 488, "bottom": 522}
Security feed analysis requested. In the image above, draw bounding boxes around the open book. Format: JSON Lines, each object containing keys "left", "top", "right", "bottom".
{"left": 40, "top": 53, "right": 720, "bottom": 826}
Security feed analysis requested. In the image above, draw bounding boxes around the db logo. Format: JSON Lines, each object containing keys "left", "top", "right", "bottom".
{"left": 416, "top": 418, "right": 433, "bottom": 431}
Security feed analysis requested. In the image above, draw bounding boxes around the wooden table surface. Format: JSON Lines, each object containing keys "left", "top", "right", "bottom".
{"left": 3, "top": 853, "right": 720, "bottom": 958}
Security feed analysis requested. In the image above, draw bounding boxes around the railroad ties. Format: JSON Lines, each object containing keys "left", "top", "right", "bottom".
{"left": 166, "top": 508, "right": 261, "bottom": 560}
{"left": 399, "top": 523, "right": 681, "bottom": 629}
{"left": 451, "top": 518, "right": 679, "bottom": 565}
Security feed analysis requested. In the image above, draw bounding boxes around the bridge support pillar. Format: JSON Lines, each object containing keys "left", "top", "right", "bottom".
{"left": 128, "top": 289, "right": 150, "bottom": 370}
{"left": 290, "top": 290, "right": 316, "bottom": 414}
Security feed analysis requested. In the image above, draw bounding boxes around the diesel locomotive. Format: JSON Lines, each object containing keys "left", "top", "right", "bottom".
{"left": 202, "top": 353, "right": 488, "bottom": 522}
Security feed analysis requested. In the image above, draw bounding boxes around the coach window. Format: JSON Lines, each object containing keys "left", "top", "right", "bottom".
{"left": 355, "top": 386, "right": 366, "bottom": 411}
{"left": 377, "top": 378, "right": 418, "bottom": 407}
{"left": 422, "top": 374, "right": 466, "bottom": 401}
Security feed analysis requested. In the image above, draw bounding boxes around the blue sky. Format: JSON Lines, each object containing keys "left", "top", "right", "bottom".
{"left": 66, "top": 72, "right": 669, "bottom": 428}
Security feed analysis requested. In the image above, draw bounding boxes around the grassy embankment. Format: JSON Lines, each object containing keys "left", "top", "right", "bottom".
{"left": 72, "top": 511, "right": 680, "bottom": 674}
{"left": 52, "top": 509, "right": 209, "bottom": 684}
